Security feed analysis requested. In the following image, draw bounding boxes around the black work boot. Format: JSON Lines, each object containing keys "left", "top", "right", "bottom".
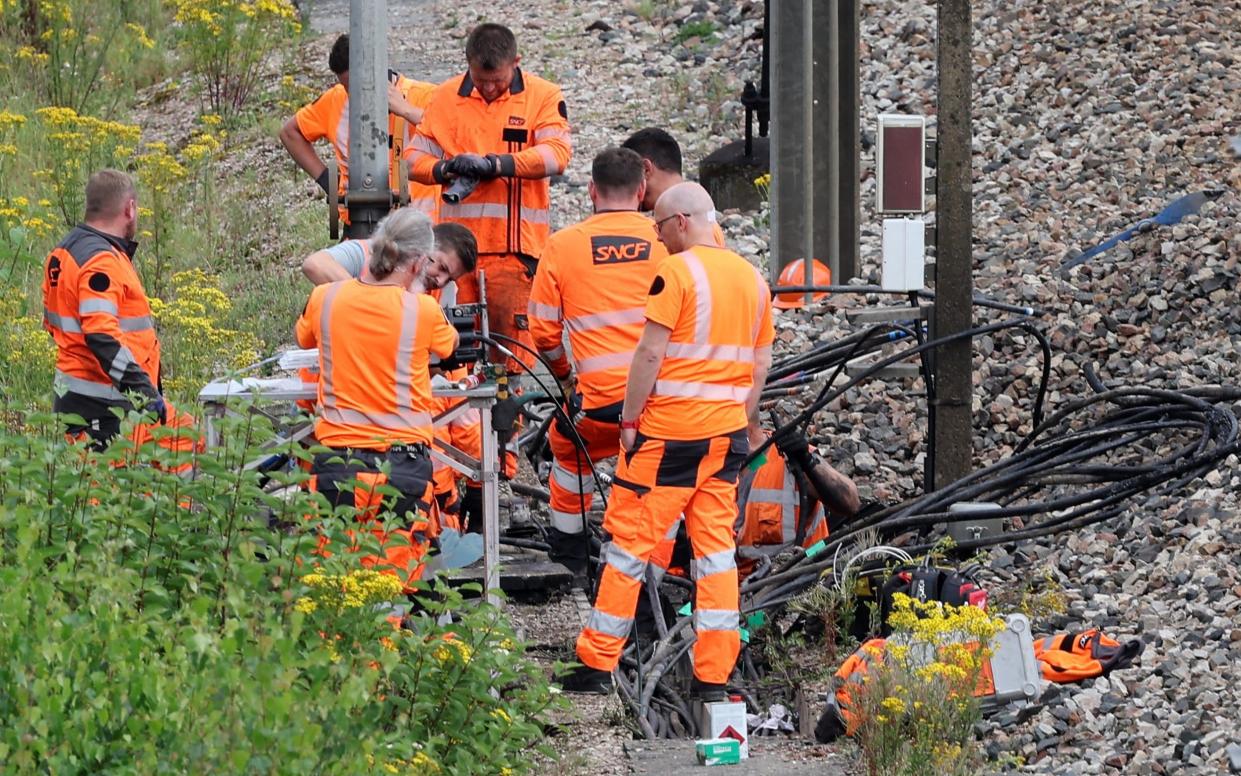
{"left": 555, "top": 664, "right": 613, "bottom": 694}
{"left": 690, "top": 678, "right": 729, "bottom": 703}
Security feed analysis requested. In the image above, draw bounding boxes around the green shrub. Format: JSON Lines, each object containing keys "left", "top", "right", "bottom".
{"left": 0, "top": 409, "right": 564, "bottom": 774}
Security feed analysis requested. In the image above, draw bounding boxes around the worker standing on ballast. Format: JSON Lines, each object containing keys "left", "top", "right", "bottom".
{"left": 566, "top": 183, "right": 774, "bottom": 698}
{"left": 405, "top": 23, "right": 572, "bottom": 376}
{"left": 296, "top": 210, "right": 459, "bottom": 587}
{"left": 621, "top": 127, "right": 725, "bottom": 247}
{"left": 41, "top": 169, "right": 197, "bottom": 468}
{"left": 280, "top": 34, "right": 440, "bottom": 229}
{"left": 527, "top": 147, "right": 669, "bottom": 579}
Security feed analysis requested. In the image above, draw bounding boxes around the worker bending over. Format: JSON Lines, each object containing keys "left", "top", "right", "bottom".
{"left": 527, "top": 147, "right": 669, "bottom": 578}
{"left": 280, "top": 33, "right": 440, "bottom": 227}
{"left": 736, "top": 422, "right": 859, "bottom": 578}
{"left": 621, "top": 127, "right": 725, "bottom": 247}
{"left": 42, "top": 169, "right": 197, "bottom": 468}
{"left": 406, "top": 23, "right": 572, "bottom": 375}
{"left": 568, "top": 183, "right": 774, "bottom": 698}
{"left": 296, "top": 210, "right": 458, "bottom": 587}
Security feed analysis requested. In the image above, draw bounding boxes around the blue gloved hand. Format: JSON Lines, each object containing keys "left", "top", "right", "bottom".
{"left": 148, "top": 395, "right": 167, "bottom": 425}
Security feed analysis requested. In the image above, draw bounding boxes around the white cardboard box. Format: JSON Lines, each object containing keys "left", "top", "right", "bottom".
{"left": 701, "top": 701, "right": 749, "bottom": 760}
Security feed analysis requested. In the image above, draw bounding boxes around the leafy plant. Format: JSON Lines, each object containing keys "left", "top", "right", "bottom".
{"left": 673, "top": 20, "right": 716, "bottom": 45}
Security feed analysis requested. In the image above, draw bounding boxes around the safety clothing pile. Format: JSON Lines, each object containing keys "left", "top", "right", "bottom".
{"left": 296, "top": 277, "right": 458, "bottom": 588}
{"left": 528, "top": 210, "right": 668, "bottom": 573}
{"left": 407, "top": 67, "right": 572, "bottom": 372}
{"left": 576, "top": 245, "right": 774, "bottom": 686}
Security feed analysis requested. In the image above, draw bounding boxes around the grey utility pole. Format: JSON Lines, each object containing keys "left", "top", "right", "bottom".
{"left": 931, "top": 0, "right": 973, "bottom": 489}
{"left": 346, "top": 0, "right": 392, "bottom": 238}
{"left": 770, "top": 0, "right": 860, "bottom": 288}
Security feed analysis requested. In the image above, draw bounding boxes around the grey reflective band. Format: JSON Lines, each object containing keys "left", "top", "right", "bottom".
{"left": 694, "top": 608, "right": 740, "bottom": 632}
{"left": 586, "top": 609, "right": 633, "bottom": 638}
{"left": 317, "top": 281, "right": 346, "bottom": 412}
{"left": 391, "top": 292, "right": 421, "bottom": 419}
{"left": 439, "top": 202, "right": 510, "bottom": 220}
{"left": 119, "top": 315, "right": 153, "bottom": 332}
{"left": 534, "top": 127, "right": 570, "bottom": 142}
{"left": 681, "top": 250, "right": 714, "bottom": 345}
{"left": 321, "top": 406, "right": 433, "bottom": 430}
{"left": 749, "top": 466, "right": 800, "bottom": 541}
{"left": 551, "top": 462, "right": 590, "bottom": 494}
{"left": 411, "top": 135, "right": 444, "bottom": 157}
{"left": 540, "top": 344, "right": 567, "bottom": 362}
{"left": 44, "top": 309, "right": 82, "bottom": 333}
{"left": 79, "top": 298, "right": 119, "bottom": 316}
{"left": 536, "top": 145, "right": 562, "bottom": 175}
{"left": 692, "top": 549, "right": 738, "bottom": 581}
{"left": 664, "top": 343, "right": 755, "bottom": 363}
{"left": 549, "top": 509, "right": 585, "bottom": 534}
{"left": 575, "top": 350, "right": 634, "bottom": 375}
{"left": 653, "top": 380, "right": 750, "bottom": 403}
{"left": 107, "top": 347, "right": 138, "bottom": 383}
{"left": 603, "top": 542, "right": 647, "bottom": 581}
{"left": 54, "top": 369, "right": 125, "bottom": 401}
{"left": 665, "top": 518, "right": 683, "bottom": 540}
{"left": 527, "top": 301, "right": 562, "bottom": 321}
{"left": 565, "top": 306, "right": 645, "bottom": 333}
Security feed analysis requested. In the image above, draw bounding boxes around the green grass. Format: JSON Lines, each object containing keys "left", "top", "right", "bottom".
{"left": 674, "top": 19, "right": 717, "bottom": 45}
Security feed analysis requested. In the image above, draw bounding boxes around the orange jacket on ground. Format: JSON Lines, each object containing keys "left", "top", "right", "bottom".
{"left": 406, "top": 68, "right": 572, "bottom": 257}
{"left": 528, "top": 210, "right": 668, "bottom": 408}
{"left": 294, "top": 75, "right": 440, "bottom": 216}
{"left": 42, "top": 224, "right": 161, "bottom": 421}
{"left": 296, "top": 279, "right": 456, "bottom": 449}
{"left": 736, "top": 446, "right": 828, "bottom": 549}
{"left": 639, "top": 245, "right": 775, "bottom": 440}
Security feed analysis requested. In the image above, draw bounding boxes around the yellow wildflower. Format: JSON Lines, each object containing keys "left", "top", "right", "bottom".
{"left": 0, "top": 110, "right": 26, "bottom": 127}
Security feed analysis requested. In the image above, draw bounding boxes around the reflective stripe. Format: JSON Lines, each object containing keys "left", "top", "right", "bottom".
{"left": 119, "top": 315, "right": 153, "bottom": 332}
{"left": 586, "top": 609, "right": 633, "bottom": 638}
{"left": 391, "top": 292, "right": 420, "bottom": 419}
{"left": 528, "top": 301, "right": 562, "bottom": 321}
{"left": 681, "top": 251, "right": 713, "bottom": 345}
{"left": 551, "top": 462, "right": 590, "bottom": 494}
{"left": 694, "top": 608, "right": 739, "bottom": 632}
{"left": 54, "top": 369, "right": 125, "bottom": 401}
{"left": 107, "top": 347, "right": 138, "bottom": 383}
{"left": 318, "top": 282, "right": 346, "bottom": 410}
{"left": 536, "top": 144, "right": 562, "bottom": 175}
{"left": 576, "top": 350, "right": 634, "bottom": 374}
{"left": 565, "top": 307, "right": 646, "bottom": 333}
{"left": 522, "top": 207, "right": 551, "bottom": 225}
{"left": 750, "top": 466, "right": 800, "bottom": 542}
{"left": 321, "top": 406, "right": 434, "bottom": 429}
{"left": 805, "top": 505, "right": 826, "bottom": 540}
{"left": 44, "top": 309, "right": 82, "bottom": 333}
{"left": 653, "top": 380, "right": 750, "bottom": 403}
{"left": 540, "top": 344, "right": 567, "bottom": 362}
{"left": 409, "top": 196, "right": 438, "bottom": 214}
{"left": 665, "top": 518, "right": 683, "bottom": 540}
{"left": 534, "top": 127, "right": 570, "bottom": 142}
{"left": 79, "top": 298, "right": 119, "bottom": 316}
{"left": 440, "top": 202, "right": 509, "bottom": 221}
{"left": 411, "top": 134, "right": 444, "bottom": 158}
{"left": 692, "top": 549, "right": 737, "bottom": 581}
{"left": 664, "top": 343, "right": 754, "bottom": 363}
{"left": 603, "top": 542, "right": 647, "bottom": 581}
{"left": 549, "top": 508, "right": 584, "bottom": 534}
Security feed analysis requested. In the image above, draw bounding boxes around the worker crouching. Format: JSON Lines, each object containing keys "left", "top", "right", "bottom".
{"left": 296, "top": 210, "right": 459, "bottom": 589}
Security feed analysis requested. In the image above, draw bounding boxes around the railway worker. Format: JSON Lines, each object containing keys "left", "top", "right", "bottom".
{"left": 298, "top": 217, "right": 504, "bottom": 530}
{"left": 735, "top": 422, "right": 860, "bottom": 579}
{"left": 621, "top": 127, "right": 725, "bottom": 247}
{"left": 295, "top": 210, "right": 459, "bottom": 587}
{"left": 567, "top": 182, "right": 774, "bottom": 698}
{"left": 405, "top": 22, "right": 572, "bottom": 376}
{"left": 280, "top": 33, "right": 441, "bottom": 231}
{"left": 527, "top": 147, "right": 669, "bottom": 579}
{"left": 41, "top": 169, "right": 198, "bottom": 468}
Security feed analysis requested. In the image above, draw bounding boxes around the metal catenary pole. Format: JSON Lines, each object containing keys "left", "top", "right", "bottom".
{"left": 346, "top": 0, "right": 392, "bottom": 239}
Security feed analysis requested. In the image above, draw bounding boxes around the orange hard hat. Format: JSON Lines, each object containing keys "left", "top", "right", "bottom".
{"left": 773, "top": 259, "right": 831, "bottom": 309}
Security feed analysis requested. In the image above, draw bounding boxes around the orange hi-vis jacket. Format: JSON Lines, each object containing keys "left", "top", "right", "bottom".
{"left": 528, "top": 210, "right": 669, "bottom": 408}
{"left": 294, "top": 75, "right": 440, "bottom": 216}
{"left": 737, "top": 447, "right": 829, "bottom": 550}
{"left": 296, "top": 279, "right": 457, "bottom": 450}
{"left": 406, "top": 68, "right": 572, "bottom": 257}
{"left": 42, "top": 224, "right": 161, "bottom": 420}
{"left": 640, "top": 245, "right": 775, "bottom": 440}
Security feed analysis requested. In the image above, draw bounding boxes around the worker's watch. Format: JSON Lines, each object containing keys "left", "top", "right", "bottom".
{"left": 619, "top": 418, "right": 639, "bottom": 430}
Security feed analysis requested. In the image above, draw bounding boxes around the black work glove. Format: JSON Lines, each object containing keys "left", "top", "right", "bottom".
{"left": 314, "top": 169, "right": 330, "bottom": 193}
{"left": 773, "top": 426, "right": 814, "bottom": 470}
{"left": 445, "top": 153, "right": 498, "bottom": 180}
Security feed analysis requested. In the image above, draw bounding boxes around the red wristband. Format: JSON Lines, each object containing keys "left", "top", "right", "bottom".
{"left": 619, "top": 418, "right": 639, "bottom": 430}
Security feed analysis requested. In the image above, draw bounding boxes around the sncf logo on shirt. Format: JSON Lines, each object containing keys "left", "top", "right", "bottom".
{"left": 508, "top": 115, "right": 526, "bottom": 126}
{"left": 591, "top": 235, "right": 652, "bottom": 265}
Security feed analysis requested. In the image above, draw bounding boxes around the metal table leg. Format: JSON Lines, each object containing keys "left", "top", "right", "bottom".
{"left": 477, "top": 398, "right": 501, "bottom": 605}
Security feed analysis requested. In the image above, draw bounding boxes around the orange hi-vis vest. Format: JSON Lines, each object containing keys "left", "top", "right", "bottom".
{"left": 294, "top": 75, "right": 440, "bottom": 217}
{"left": 737, "top": 448, "right": 828, "bottom": 549}
{"left": 42, "top": 224, "right": 161, "bottom": 419}
{"left": 640, "top": 245, "right": 775, "bottom": 440}
{"left": 296, "top": 279, "right": 457, "bottom": 450}
{"left": 406, "top": 68, "right": 572, "bottom": 257}
{"left": 528, "top": 210, "right": 669, "bottom": 408}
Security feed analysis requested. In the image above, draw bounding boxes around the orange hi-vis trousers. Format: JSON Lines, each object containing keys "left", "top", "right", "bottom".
{"left": 455, "top": 253, "right": 536, "bottom": 373}
{"left": 576, "top": 429, "right": 749, "bottom": 684}
{"left": 546, "top": 413, "right": 619, "bottom": 571}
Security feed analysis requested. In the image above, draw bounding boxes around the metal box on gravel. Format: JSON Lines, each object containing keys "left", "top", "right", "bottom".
{"left": 982, "top": 613, "right": 1043, "bottom": 707}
